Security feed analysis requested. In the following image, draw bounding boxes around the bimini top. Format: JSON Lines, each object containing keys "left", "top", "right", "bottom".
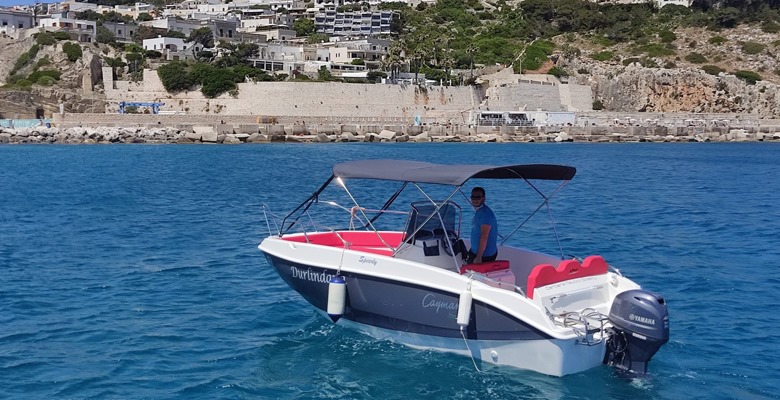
{"left": 332, "top": 160, "right": 576, "bottom": 186}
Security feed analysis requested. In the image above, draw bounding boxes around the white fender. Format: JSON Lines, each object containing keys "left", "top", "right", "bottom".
{"left": 457, "top": 290, "right": 472, "bottom": 329}
{"left": 327, "top": 276, "right": 346, "bottom": 323}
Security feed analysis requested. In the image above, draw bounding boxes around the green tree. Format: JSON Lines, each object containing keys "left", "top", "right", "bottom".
{"left": 34, "top": 32, "right": 56, "bottom": 46}
{"left": 137, "top": 12, "right": 153, "bottom": 21}
{"left": 711, "top": 7, "right": 740, "bottom": 28}
{"left": 96, "top": 26, "right": 116, "bottom": 44}
{"left": 134, "top": 25, "right": 166, "bottom": 42}
{"left": 307, "top": 33, "right": 329, "bottom": 44}
{"left": 125, "top": 52, "right": 144, "bottom": 73}
{"left": 166, "top": 30, "right": 187, "bottom": 39}
{"left": 104, "top": 56, "right": 127, "bottom": 78}
{"left": 74, "top": 10, "right": 103, "bottom": 21}
{"left": 125, "top": 43, "right": 144, "bottom": 53}
{"left": 62, "top": 42, "right": 82, "bottom": 62}
{"left": 214, "top": 42, "right": 259, "bottom": 67}
{"left": 157, "top": 61, "right": 195, "bottom": 92}
{"left": 188, "top": 27, "right": 214, "bottom": 49}
{"left": 190, "top": 62, "right": 237, "bottom": 97}
{"left": 53, "top": 31, "right": 71, "bottom": 41}
{"left": 318, "top": 66, "right": 334, "bottom": 81}
{"left": 293, "top": 18, "right": 315, "bottom": 36}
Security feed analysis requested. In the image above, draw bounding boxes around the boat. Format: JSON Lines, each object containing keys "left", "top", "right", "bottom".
{"left": 258, "top": 160, "right": 669, "bottom": 376}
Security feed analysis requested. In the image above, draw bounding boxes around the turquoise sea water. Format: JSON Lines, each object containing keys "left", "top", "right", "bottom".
{"left": 1, "top": 143, "right": 779, "bottom": 399}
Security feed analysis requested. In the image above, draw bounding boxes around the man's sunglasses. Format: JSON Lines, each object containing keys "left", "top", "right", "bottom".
{"left": 471, "top": 195, "right": 483, "bottom": 199}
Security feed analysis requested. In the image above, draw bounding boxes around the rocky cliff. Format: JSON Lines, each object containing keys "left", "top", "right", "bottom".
{"left": 0, "top": 35, "right": 106, "bottom": 118}
{"left": 560, "top": 26, "right": 780, "bottom": 116}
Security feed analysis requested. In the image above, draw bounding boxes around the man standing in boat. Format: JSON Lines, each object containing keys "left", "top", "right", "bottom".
{"left": 467, "top": 187, "right": 498, "bottom": 264}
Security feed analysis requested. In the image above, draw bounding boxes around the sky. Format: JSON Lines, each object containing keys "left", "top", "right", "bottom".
{"left": 0, "top": 0, "right": 57, "bottom": 7}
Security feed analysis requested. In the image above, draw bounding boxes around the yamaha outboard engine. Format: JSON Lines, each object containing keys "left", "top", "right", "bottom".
{"left": 604, "top": 289, "right": 669, "bottom": 374}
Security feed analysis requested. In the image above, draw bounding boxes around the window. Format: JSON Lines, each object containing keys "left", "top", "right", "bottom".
{"left": 118, "top": 29, "right": 122, "bottom": 35}
{"left": 19, "top": 23, "right": 23, "bottom": 28}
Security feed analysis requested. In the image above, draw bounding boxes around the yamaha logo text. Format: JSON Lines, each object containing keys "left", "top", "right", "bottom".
{"left": 629, "top": 313, "right": 655, "bottom": 325}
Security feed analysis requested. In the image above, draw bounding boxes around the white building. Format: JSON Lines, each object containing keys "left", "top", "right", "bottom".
{"left": 238, "top": 15, "right": 276, "bottom": 32}
{"left": 0, "top": 10, "right": 33, "bottom": 39}
{"left": 313, "top": 0, "right": 405, "bottom": 12}
{"left": 0, "top": 9, "right": 33, "bottom": 30}
{"left": 593, "top": 0, "right": 691, "bottom": 6}
{"left": 256, "top": 28, "right": 296, "bottom": 40}
{"left": 102, "top": 3, "right": 154, "bottom": 19}
{"left": 143, "top": 36, "right": 185, "bottom": 52}
{"left": 655, "top": 0, "right": 692, "bottom": 6}
{"left": 60, "top": 0, "right": 98, "bottom": 13}
{"left": 143, "top": 37, "right": 203, "bottom": 60}
{"left": 37, "top": 16, "right": 96, "bottom": 42}
{"left": 197, "top": 3, "right": 230, "bottom": 13}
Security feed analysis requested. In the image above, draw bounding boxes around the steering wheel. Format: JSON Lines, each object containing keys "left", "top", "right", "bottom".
{"left": 438, "top": 230, "right": 459, "bottom": 257}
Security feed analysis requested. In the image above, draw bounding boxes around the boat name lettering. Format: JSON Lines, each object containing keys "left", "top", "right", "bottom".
{"left": 290, "top": 266, "right": 333, "bottom": 284}
{"left": 358, "top": 256, "right": 377, "bottom": 266}
{"left": 422, "top": 294, "right": 458, "bottom": 313}
{"left": 629, "top": 313, "right": 655, "bottom": 325}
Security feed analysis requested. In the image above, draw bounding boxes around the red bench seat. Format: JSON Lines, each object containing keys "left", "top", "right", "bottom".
{"left": 526, "top": 255, "right": 609, "bottom": 299}
{"left": 282, "top": 231, "right": 403, "bottom": 257}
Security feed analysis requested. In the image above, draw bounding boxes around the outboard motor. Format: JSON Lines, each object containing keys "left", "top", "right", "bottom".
{"left": 604, "top": 289, "right": 669, "bottom": 374}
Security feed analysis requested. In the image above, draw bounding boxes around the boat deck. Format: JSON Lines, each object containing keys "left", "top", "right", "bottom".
{"left": 280, "top": 230, "right": 611, "bottom": 302}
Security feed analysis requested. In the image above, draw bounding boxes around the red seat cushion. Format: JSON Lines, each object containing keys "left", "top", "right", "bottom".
{"left": 460, "top": 260, "right": 510, "bottom": 274}
{"left": 526, "top": 255, "right": 609, "bottom": 299}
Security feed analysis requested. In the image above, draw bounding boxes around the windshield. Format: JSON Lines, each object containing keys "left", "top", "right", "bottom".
{"left": 404, "top": 201, "right": 461, "bottom": 241}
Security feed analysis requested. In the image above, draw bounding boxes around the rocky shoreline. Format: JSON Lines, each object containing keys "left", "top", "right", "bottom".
{"left": 2, "top": 123, "right": 780, "bottom": 144}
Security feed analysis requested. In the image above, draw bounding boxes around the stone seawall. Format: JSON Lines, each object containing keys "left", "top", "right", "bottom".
{"left": 104, "top": 69, "right": 481, "bottom": 124}
{"left": 2, "top": 111, "right": 779, "bottom": 144}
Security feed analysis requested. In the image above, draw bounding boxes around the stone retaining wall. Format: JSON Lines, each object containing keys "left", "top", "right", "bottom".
{"left": 4, "top": 112, "right": 779, "bottom": 144}
{"left": 104, "top": 68, "right": 481, "bottom": 124}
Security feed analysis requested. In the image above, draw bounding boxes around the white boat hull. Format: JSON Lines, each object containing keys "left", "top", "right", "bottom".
{"left": 260, "top": 233, "right": 642, "bottom": 376}
{"left": 338, "top": 316, "right": 607, "bottom": 376}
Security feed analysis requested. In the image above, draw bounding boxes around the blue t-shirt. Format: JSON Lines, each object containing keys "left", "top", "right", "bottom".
{"left": 470, "top": 204, "right": 497, "bottom": 257}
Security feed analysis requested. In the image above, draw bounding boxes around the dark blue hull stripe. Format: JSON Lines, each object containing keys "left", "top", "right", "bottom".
{"left": 265, "top": 253, "right": 551, "bottom": 340}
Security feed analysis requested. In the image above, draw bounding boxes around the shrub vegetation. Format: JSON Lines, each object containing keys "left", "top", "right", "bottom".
{"left": 734, "top": 70, "right": 761, "bottom": 84}
{"left": 708, "top": 36, "right": 726, "bottom": 45}
{"left": 591, "top": 51, "right": 614, "bottom": 61}
{"left": 685, "top": 53, "right": 708, "bottom": 64}
{"left": 741, "top": 42, "right": 766, "bottom": 55}
{"left": 35, "top": 32, "right": 56, "bottom": 46}
{"left": 701, "top": 64, "right": 724, "bottom": 75}
{"left": 62, "top": 42, "right": 82, "bottom": 62}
